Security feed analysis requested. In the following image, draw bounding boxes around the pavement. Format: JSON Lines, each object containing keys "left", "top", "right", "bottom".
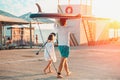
{"left": 0, "top": 45, "right": 120, "bottom": 80}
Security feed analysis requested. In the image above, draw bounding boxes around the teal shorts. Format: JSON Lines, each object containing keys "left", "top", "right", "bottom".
{"left": 58, "top": 46, "right": 70, "bottom": 58}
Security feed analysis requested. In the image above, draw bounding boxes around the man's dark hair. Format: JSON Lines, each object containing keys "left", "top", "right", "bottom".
{"left": 60, "top": 18, "right": 66, "bottom": 26}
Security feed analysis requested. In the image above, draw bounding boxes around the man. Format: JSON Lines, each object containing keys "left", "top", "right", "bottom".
{"left": 54, "top": 18, "right": 71, "bottom": 78}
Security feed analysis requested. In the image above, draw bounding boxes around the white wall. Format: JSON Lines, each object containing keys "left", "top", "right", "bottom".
{"left": 59, "top": 4, "right": 92, "bottom": 44}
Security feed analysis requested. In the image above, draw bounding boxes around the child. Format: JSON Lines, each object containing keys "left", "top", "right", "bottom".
{"left": 36, "top": 32, "right": 56, "bottom": 55}
{"left": 44, "top": 34, "right": 57, "bottom": 74}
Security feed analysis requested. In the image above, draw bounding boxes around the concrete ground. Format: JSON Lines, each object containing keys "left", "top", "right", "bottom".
{"left": 0, "top": 45, "right": 120, "bottom": 80}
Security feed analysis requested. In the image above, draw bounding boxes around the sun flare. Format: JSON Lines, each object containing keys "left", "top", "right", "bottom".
{"left": 93, "top": 0, "right": 120, "bottom": 21}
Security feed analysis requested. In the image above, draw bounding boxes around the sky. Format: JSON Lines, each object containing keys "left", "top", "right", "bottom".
{"left": 0, "top": 0, "right": 120, "bottom": 20}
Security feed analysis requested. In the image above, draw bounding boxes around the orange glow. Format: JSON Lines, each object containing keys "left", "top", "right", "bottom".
{"left": 93, "top": 0, "right": 120, "bottom": 21}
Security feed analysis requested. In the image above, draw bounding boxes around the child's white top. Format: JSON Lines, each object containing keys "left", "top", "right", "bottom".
{"left": 44, "top": 42, "right": 56, "bottom": 62}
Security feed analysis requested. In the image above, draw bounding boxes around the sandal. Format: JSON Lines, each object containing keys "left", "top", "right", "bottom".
{"left": 57, "top": 72, "right": 63, "bottom": 78}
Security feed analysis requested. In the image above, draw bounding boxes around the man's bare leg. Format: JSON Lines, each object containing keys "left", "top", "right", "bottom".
{"left": 57, "top": 57, "right": 66, "bottom": 78}
{"left": 64, "top": 59, "right": 71, "bottom": 76}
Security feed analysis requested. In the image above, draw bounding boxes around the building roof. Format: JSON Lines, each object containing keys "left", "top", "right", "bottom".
{"left": 0, "top": 10, "right": 28, "bottom": 25}
{"left": 0, "top": 15, "right": 28, "bottom": 24}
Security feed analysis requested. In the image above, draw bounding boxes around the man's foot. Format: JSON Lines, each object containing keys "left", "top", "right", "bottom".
{"left": 57, "top": 75, "right": 63, "bottom": 78}
{"left": 57, "top": 72, "right": 63, "bottom": 78}
{"left": 66, "top": 71, "right": 71, "bottom": 76}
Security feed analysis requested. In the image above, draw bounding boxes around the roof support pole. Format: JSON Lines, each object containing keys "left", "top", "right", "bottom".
{"left": 29, "top": 22, "right": 32, "bottom": 48}
{"left": 0, "top": 22, "right": 2, "bottom": 45}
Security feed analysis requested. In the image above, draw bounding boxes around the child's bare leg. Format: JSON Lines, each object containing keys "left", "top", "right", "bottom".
{"left": 48, "top": 61, "right": 53, "bottom": 73}
{"left": 44, "top": 60, "right": 52, "bottom": 74}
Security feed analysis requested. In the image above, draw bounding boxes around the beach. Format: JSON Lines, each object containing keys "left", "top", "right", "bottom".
{"left": 0, "top": 45, "right": 120, "bottom": 80}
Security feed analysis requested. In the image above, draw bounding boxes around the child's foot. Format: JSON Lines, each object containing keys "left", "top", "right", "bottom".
{"left": 48, "top": 70, "right": 54, "bottom": 73}
{"left": 66, "top": 71, "right": 71, "bottom": 76}
{"left": 44, "top": 69, "right": 47, "bottom": 74}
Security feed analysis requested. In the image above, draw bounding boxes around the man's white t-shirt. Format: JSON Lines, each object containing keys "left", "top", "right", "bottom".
{"left": 54, "top": 25, "right": 71, "bottom": 46}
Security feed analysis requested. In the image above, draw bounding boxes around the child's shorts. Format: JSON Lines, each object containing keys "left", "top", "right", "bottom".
{"left": 58, "top": 45, "right": 70, "bottom": 58}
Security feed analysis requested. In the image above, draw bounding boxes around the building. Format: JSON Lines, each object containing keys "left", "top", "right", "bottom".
{"left": 58, "top": 4, "right": 117, "bottom": 46}
{"left": 0, "top": 10, "right": 29, "bottom": 46}
{"left": 7, "top": 25, "right": 34, "bottom": 46}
